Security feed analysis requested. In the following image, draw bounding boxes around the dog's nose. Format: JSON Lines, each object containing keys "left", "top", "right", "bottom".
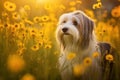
{"left": 62, "top": 28, "right": 68, "bottom": 32}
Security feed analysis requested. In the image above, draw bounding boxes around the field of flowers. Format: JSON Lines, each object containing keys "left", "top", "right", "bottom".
{"left": 0, "top": 0, "right": 120, "bottom": 80}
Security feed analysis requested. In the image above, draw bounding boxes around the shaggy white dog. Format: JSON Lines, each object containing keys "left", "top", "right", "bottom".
{"left": 56, "top": 11, "right": 102, "bottom": 80}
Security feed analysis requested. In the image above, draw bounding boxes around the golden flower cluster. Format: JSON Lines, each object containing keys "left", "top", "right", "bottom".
{"left": 93, "top": 1, "right": 102, "bottom": 9}
{"left": 4, "top": 1, "right": 16, "bottom": 11}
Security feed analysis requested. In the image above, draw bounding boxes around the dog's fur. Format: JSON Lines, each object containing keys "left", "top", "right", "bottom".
{"left": 56, "top": 11, "right": 102, "bottom": 80}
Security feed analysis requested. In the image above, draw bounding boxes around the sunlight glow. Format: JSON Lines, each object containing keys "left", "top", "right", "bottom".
{"left": 36, "top": 0, "right": 57, "bottom": 3}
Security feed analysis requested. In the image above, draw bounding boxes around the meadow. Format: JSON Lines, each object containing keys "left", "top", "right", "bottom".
{"left": 0, "top": 0, "right": 120, "bottom": 80}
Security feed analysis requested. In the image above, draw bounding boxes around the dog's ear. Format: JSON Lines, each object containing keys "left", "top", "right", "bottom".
{"left": 73, "top": 11, "right": 95, "bottom": 49}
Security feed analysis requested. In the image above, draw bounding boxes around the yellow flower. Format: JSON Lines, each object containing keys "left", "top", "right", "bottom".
{"left": 4, "top": 1, "right": 10, "bottom": 9}
{"left": 24, "top": 19, "right": 34, "bottom": 26}
{"left": 33, "top": 16, "right": 40, "bottom": 23}
{"left": 17, "top": 48, "right": 26, "bottom": 56}
{"left": 2, "top": 12, "right": 8, "bottom": 17}
{"left": 97, "top": 2, "right": 102, "bottom": 8}
{"left": 92, "top": 51, "right": 99, "bottom": 58}
{"left": 73, "top": 64, "right": 85, "bottom": 76}
{"left": 69, "top": 1, "right": 76, "bottom": 6}
{"left": 29, "top": 28, "right": 38, "bottom": 37}
{"left": 83, "top": 57, "right": 92, "bottom": 67}
{"left": 13, "top": 23, "right": 20, "bottom": 29}
{"left": 21, "top": 73, "right": 36, "bottom": 80}
{"left": 4, "top": 1, "right": 16, "bottom": 11}
{"left": 39, "top": 30, "right": 44, "bottom": 37}
{"left": 92, "top": 2, "right": 102, "bottom": 9}
{"left": 59, "top": 4, "right": 66, "bottom": 10}
{"left": 44, "top": 3, "right": 52, "bottom": 11}
{"left": 44, "top": 44, "right": 52, "bottom": 49}
{"left": 24, "top": 5, "right": 31, "bottom": 10}
{"left": 0, "top": 24, "right": 4, "bottom": 28}
{"left": 31, "top": 44, "right": 39, "bottom": 51}
{"left": 17, "top": 41, "right": 25, "bottom": 48}
{"left": 12, "top": 12, "right": 20, "bottom": 20}
{"left": 105, "top": 54, "right": 114, "bottom": 61}
{"left": 41, "top": 16, "right": 49, "bottom": 22}
{"left": 30, "top": 28, "right": 37, "bottom": 33}
{"left": 111, "top": 5, "right": 120, "bottom": 18}
{"left": 7, "top": 54, "right": 25, "bottom": 72}
{"left": 38, "top": 41, "right": 43, "bottom": 47}
{"left": 67, "top": 52, "right": 76, "bottom": 60}
{"left": 4, "top": 23, "right": 11, "bottom": 28}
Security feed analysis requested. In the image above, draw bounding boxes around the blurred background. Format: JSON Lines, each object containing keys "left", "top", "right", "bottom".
{"left": 0, "top": 0, "right": 120, "bottom": 80}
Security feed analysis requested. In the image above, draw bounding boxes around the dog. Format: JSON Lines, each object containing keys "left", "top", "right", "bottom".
{"left": 56, "top": 11, "right": 117, "bottom": 80}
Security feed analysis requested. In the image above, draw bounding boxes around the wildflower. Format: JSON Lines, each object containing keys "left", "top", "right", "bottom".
{"left": 29, "top": 28, "right": 37, "bottom": 33}
{"left": 2, "top": 12, "right": 8, "bottom": 17}
{"left": 4, "top": 1, "right": 10, "bottom": 9}
{"left": 41, "top": 16, "right": 49, "bottom": 22}
{"left": 39, "top": 30, "right": 44, "bottom": 36}
{"left": 105, "top": 54, "right": 114, "bottom": 61}
{"left": 38, "top": 41, "right": 43, "bottom": 47}
{"left": 29, "top": 28, "right": 38, "bottom": 38}
{"left": 4, "top": 23, "right": 10, "bottom": 28}
{"left": 92, "top": 51, "right": 99, "bottom": 58}
{"left": 4, "top": 1, "right": 16, "bottom": 11}
{"left": 59, "top": 4, "right": 66, "bottom": 10}
{"left": 20, "top": 23, "right": 26, "bottom": 31}
{"left": 97, "top": 2, "right": 102, "bottom": 8}
{"left": 17, "top": 48, "right": 26, "bottom": 56}
{"left": 10, "top": 26, "right": 16, "bottom": 34}
{"left": 21, "top": 73, "right": 36, "bottom": 80}
{"left": 8, "top": 3, "right": 16, "bottom": 11}
{"left": 7, "top": 54, "right": 25, "bottom": 72}
{"left": 83, "top": 57, "right": 92, "bottom": 67}
{"left": 67, "top": 52, "right": 76, "bottom": 60}
{"left": 24, "top": 5, "right": 31, "bottom": 10}
{"left": 111, "top": 5, "right": 120, "bottom": 18}
{"left": 24, "top": 19, "right": 34, "bottom": 26}
{"left": 73, "top": 64, "right": 85, "bottom": 76}
{"left": 93, "top": 2, "right": 102, "bottom": 9}
{"left": 44, "top": 44, "right": 52, "bottom": 49}
{"left": 30, "top": 33, "right": 37, "bottom": 38}
{"left": 17, "top": 41, "right": 25, "bottom": 48}
{"left": 33, "top": 16, "right": 40, "bottom": 23}
{"left": 44, "top": 3, "right": 52, "bottom": 10}
{"left": 12, "top": 12, "right": 20, "bottom": 20}
{"left": 0, "top": 24, "right": 4, "bottom": 32}
{"left": 69, "top": 1, "right": 76, "bottom": 6}
{"left": 92, "top": 4, "right": 97, "bottom": 9}
{"left": 31, "top": 44, "right": 39, "bottom": 51}
{"left": 13, "top": 23, "right": 20, "bottom": 29}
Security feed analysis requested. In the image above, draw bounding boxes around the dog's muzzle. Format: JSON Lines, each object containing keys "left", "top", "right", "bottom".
{"left": 62, "top": 27, "right": 70, "bottom": 35}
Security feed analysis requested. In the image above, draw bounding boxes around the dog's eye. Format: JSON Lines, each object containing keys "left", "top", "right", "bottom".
{"left": 73, "top": 20, "right": 78, "bottom": 25}
{"left": 62, "top": 20, "right": 66, "bottom": 23}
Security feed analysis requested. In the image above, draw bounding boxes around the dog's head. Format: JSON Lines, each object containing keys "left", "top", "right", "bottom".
{"left": 56, "top": 11, "right": 95, "bottom": 50}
